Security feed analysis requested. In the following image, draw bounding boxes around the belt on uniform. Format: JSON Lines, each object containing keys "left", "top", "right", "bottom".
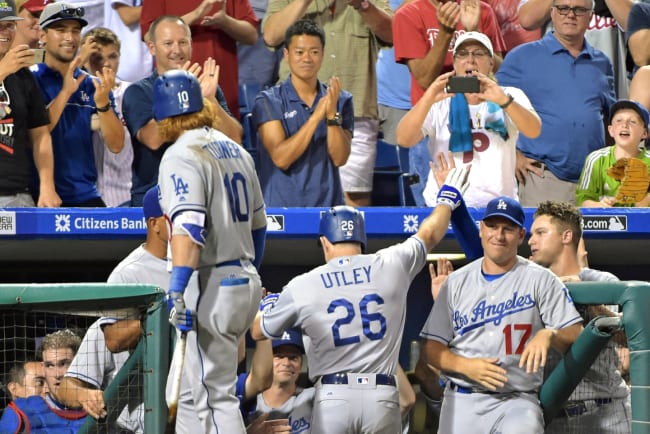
{"left": 215, "top": 259, "right": 242, "bottom": 268}
{"left": 560, "top": 399, "right": 613, "bottom": 418}
{"left": 447, "top": 381, "right": 499, "bottom": 395}
{"left": 320, "top": 373, "right": 396, "bottom": 387}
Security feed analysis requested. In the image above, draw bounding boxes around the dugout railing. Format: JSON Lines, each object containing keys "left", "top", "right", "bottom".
{"left": 0, "top": 283, "right": 169, "bottom": 433}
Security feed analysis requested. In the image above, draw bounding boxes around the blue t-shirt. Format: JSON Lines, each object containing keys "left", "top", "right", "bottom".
{"left": 252, "top": 77, "right": 353, "bottom": 207}
{"left": 496, "top": 32, "right": 616, "bottom": 182}
{"left": 31, "top": 64, "right": 113, "bottom": 203}
{"left": 123, "top": 71, "right": 233, "bottom": 206}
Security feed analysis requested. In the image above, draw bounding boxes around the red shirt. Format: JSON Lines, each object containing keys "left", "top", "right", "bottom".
{"left": 142, "top": 0, "right": 259, "bottom": 119}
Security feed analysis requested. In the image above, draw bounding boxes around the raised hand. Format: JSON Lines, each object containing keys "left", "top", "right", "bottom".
{"left": 459, "top": 0, "right": 480, "bottom": 31}
{"left": 435, "top": 1, "right": 460, "bottom": 32}
{"left": 429, "top": 259, "right": 453, "bottom": 301}
{"left": 200, "top": 0, "right": 227, "bottom": 27}
{"left": 0, "top": 45, "right": 34, "bottom": 77}
{"left": 325, "top": 76, "right": 342, "bottom": 119}
{"left": 436, "top": 165, "right": 470, "bottom": 211}
{"left": 197, "top": 58, "right": 219, "bottom": 99}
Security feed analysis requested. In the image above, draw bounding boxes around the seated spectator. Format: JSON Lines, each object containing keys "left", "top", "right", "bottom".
{"left": 577, "top": 100, "right": 650, "bottom": 207}
{"left": 31, "top": 2, "right": 125, "bottom": 207}
{"left": 396, "top": 32, "right": 541, "bottom": 208}
{"left": 0, "top": 329, "right": 87, "bottom": 432}
{"left": 122, "top": 15, "right": 242, "bottom": 206}
{"left": 5, "top": 360, "right": 48, "bottom": 400}
{"left": 81, "top": 27, "right": 133, "bottom": 207}
{"left": 0, "top": 0, "right": 60, "bottom": 208}
{"left": 252, "top": 20, "right": 353, "bottom": 207}
{"left": 626, "top": 2, "right": 650, "bottom": 69}
{"left": 13, "top": 0, "right": 53, "bottom": 49}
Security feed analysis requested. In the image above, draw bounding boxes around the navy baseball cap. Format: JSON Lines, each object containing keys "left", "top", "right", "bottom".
{"left": 143, "top": 186, "right": 163, "bottom": 220}
{"left": 609, "top": 99, "right": 649, "bottom": 129}
{"left": 39, "top": 2, "right": 87, "bottom": 29}
{"left": 272, "top": 329, "right": 304, "bottom": 354}
{"left": 482, "top": 196, "right": 525, "bottom": 228}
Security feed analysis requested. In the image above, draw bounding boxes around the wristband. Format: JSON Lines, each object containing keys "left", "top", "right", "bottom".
{"left": 96, "top": 103, "right": 111, "bottom": 113}
{"left": 499, "top": 94, "right": 514, "bottom": 109}
{"left": 169, "top": 266, "right": 194, "bottom": 294}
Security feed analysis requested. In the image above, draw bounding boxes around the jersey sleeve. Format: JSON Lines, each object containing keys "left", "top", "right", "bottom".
{"left": 536, "top": 270, "right": 582, "bottom": 330}
{"left": 65, "top": 322, "right": 114, "bottom": 389}
{"left": 420, "top": 280, "right": 454, "bottom": 344}
{"left": 259, "top": 288, "right": 300, "bottom": 339}
{"left": 159, "top": 149, "right": 208, "bottom": 219}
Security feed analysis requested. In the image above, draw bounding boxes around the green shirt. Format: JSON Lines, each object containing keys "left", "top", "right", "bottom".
{"left": 576, "top": 145, "right": 650, "bottom": 206}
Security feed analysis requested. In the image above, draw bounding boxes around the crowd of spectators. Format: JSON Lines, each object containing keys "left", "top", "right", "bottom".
{"left": 0, "top": 0, "right": 649, "bottom": 211}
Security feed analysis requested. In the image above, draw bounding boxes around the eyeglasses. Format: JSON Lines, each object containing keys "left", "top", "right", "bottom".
{"left": 553, "top": 5, "right": 591, "bottom": 16}
{"left": 0, "top": 83, "right": 11, "bottom": 120}
{"left": 454, "top": 49, "right": 489, "bottom": 60}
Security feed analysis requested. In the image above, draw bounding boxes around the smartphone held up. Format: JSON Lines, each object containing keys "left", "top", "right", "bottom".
{"left": 446, "top": 76, "right": 480, "bottom": 94}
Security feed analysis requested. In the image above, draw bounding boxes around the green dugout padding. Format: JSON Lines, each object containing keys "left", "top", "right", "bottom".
{"left": 539, "top": 281, "right": 650, "bottom": 434}
{"left": 0, "top": 283, "right": 170, "bottom": 434}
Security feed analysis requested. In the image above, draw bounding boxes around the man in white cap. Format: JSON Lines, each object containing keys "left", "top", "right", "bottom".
{"left": 0, "top": 0, "right": 60, "bottom": 207}
{"left": 397, "top": 31, "right": 541, "bottom": 208}
{"left": 31, "top": 2, "right": 124, "bottom": 206}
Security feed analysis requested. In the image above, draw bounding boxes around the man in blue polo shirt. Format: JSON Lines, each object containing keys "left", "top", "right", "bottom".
{"left": 122, "top": 15, "right": 243, "bottom": 207}
{"left": 496, "top": 0, "right": 615, "bottom": 207}
{"left": 251, "top": 19, "right": 353, "bottom": 207}
{"left": 31, "top": 2, "right": 124, "bottom": 206}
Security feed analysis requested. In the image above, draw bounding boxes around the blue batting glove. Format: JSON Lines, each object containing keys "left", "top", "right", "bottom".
{"left": 169, "top": 298, "right": 194, "bottom": 333}
{"left": 259, "top": 293, "right": 279, "bottom": 312}
{"left": 436, "top": 167, "right": 470, "bottom": 211}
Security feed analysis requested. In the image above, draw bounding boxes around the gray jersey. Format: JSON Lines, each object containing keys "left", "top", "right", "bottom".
{"left": 544, "top": 267, "right": 628, "bottom": 400}
{"left": 249, "top": 387, "right": 315, "bottom": 434}
{"left": 65, "top": 320, "right": 143, "bottom": 433}
{"left": 421, "top": 256, "right": 582, "bottom": 393}
{"left": 261, "top": 237, "right": 427, "bottom": 380}
{"left": 158, "top": 127, "right": 266, "bottom": 268}
{"left": 107, "top": 244, "right": 169, "bottom": 289}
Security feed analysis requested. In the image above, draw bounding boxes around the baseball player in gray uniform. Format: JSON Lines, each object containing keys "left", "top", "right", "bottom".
{"left": 528, "top": 201, "right": 631, "bottom": 433}
{"left": 58, "top": 185, "right": 171, "bottom": 433}
{"left": 420, "top": 196, "right": 584, "bottom": 434}
{"left": 154, "top": 69, "right": 267, "bottom": 434}
{"left": 251, "top": 167, "right": 471, "bottom": 434}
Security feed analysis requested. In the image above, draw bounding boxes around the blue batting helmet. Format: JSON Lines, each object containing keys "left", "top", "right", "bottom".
{"left": 319, "top": 206, "right": 366, "bottom": 250}
{"left": 153, "top": 69, "right": 203, "bottom": 121}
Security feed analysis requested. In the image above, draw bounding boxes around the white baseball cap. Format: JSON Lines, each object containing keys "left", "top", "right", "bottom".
{"left": 453, "top": 31, "right": 494, "bottom": 57}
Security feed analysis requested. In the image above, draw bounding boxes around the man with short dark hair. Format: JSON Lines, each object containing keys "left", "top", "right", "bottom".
{"left": 5, "top": 360, "right": 47, "bottom": 400}
{"left": 252, "top": 19, "right": 353, "bottom": 207}
{"left": 31, "top": 2, "right": 125, "bottom": 206}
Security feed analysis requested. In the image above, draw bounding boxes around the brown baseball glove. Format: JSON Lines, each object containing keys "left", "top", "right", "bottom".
{"left": 607, "top": 157, "right": 650, "bottom": 204}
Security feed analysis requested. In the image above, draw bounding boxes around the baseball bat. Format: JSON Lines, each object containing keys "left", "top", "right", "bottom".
{"left": 167, "top": 332, "right": 187, "bottom": 431}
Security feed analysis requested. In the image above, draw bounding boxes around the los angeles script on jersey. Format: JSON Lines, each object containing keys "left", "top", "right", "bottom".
{"left": 454, "top": 291, "right": 536, "bottom": 335}
{"left": 320, "top": 265, "right": 372, "bottom": 288}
